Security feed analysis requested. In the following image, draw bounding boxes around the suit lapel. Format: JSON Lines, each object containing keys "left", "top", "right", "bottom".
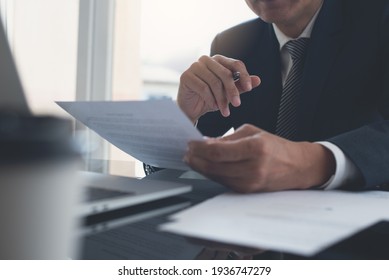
{"left": 234, "top": 20, "right": 282, "bottom": 133}
{"left": 297, "top": 0, "right": 345, "bottom": 140}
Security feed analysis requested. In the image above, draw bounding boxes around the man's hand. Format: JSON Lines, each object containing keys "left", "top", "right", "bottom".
{"left": 184, "top": 124, "right": 336, "bottom": 192}
{"left": 177, "top": 55, "right": 261, "bottom": 123}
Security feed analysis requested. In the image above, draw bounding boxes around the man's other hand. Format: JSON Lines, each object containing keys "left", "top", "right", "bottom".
{"left": 184, "top": 124, "right": 335, "bottom": 192}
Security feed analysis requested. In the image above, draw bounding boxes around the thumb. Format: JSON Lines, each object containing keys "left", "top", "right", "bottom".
{"left": 236, "top": 75, "right": 261, "bottom": 94}
{"left": 221, "top": 124, "right": 263, "bottom": 141}
{"left": 250, "top": 75, "right": 261, "bottom": 89}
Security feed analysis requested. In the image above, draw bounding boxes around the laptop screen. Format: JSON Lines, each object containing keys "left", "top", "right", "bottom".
{"left": 0, "top": 18, "right": 30, "bottom": 114}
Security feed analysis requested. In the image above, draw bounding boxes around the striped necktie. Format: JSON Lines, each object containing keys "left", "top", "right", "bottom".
{"left": 276, "top": 38, "right": 309, "bottom": 140}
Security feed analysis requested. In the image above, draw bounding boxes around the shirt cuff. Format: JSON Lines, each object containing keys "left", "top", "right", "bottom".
{"left": 316, "top": 141, "right": 360, "bottom": 190}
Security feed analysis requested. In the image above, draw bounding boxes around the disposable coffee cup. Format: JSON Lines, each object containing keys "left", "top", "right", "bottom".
{"left": 0, "top": 114, "right": 82, "bottom": 259}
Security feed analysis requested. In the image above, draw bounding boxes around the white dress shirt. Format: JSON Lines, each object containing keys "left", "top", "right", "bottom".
{"left": 272, "top": 6, "right": 360, "bottom": 189}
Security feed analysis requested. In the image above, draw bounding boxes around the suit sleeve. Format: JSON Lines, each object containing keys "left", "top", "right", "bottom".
{"left": 328, "top": 5, "right": 389, "bottom": 188}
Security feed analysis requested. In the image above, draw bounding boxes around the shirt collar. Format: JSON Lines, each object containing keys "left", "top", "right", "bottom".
{"left": 273, "top": 4, "right": 323, "bottom": 50}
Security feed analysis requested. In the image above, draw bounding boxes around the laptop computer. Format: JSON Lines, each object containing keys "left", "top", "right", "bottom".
{"left": 0, "top": 20, "right": 29, "bottom": 114}
{"left": 81, "top": 195, "right": 191, "bottom": 236}
{"left": 79, "top": 171, "right": 191, "bottom": 216}
{"left": 0, "top": 18, "right": 192, "bottom": 217}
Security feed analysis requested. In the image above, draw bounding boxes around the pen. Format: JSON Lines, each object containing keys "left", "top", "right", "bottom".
{"left": 232, "top": 71, "right": 240, "bottom": 82}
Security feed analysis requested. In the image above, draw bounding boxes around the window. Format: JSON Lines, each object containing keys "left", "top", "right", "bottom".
{"left": 139, "top": 0, "right": 256, "bottom": 100}
{"left": 1, "top": 0, "right": 256, "bottom": 177}
{"left": 1, "top": 0, "right": 79, "bottom": 115}
{"left": 111, "top": 0, "right": 255, "bottom": 177}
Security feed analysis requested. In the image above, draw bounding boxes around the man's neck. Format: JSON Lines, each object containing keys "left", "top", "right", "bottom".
{"left": 275, "top": 1, "right": 323, "bottom": 38}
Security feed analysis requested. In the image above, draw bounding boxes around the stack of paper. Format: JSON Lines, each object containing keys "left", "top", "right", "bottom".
{"left": 160, "top": 190, "right": 389, "bottom": 256}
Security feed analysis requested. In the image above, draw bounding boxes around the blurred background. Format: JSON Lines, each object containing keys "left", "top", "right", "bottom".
{"left": 0, "top": 0, "right": 256, "bottom": 177}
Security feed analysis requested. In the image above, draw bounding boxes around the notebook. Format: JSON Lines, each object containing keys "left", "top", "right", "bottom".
{"left": 0, "top": 18, "right": 192, "bottom": 217}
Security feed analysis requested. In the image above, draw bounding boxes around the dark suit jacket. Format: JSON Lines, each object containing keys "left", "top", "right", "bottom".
{"left": 197, "top": 0, "right": 389, "bottom": 189}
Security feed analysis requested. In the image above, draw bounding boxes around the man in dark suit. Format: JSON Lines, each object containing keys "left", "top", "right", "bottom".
{"left": 178, "top": 0, "right": 389, "bottom": 192}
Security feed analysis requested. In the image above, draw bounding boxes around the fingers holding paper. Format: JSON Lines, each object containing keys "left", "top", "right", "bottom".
{"left": 177, "top": 55, "right": 261, "bottom": 123}
{"left": 184, "top": 124, "right": 335, "bottom": 192}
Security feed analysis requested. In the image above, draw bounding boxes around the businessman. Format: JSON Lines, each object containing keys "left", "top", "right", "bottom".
{"left": 178, "top": 0, "right": 389, "bottom": 192}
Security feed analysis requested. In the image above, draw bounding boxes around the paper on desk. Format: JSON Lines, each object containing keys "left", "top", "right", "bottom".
{"left": 160, "top": 190, "right": 389, "bottom": 256}
{"left": 57, "top": 100, "right": 203, "bottom": 170}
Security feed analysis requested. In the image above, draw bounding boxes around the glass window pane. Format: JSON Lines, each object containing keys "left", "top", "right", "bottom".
{"left": 10, "top": 0, "right": 79, "bottom": 116}
{"left": 111, "top": 0, "right": 255, "bottom": 177}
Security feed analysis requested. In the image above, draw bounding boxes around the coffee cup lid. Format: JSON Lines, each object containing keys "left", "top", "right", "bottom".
{"left": 0, "top": 114, "right": 81, "bottom": 163}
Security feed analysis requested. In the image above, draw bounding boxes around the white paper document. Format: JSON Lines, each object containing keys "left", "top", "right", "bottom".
{"left": 57, "top": 100, "right": 203, "bottom": 170}
{"left": 160, "top": 190, "right": 389, "bottom": 256}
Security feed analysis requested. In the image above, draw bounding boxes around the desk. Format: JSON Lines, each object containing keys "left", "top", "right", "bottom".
{"left": 81, "top": 169, "right": 226, "bottom": 259}
{"left": 80, "top": 169, "right": 389, "bottom": 260}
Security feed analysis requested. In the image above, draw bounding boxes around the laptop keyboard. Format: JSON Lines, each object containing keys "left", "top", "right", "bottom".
{"left": 84, "top": 187, "right": 134, "bottom": 202}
